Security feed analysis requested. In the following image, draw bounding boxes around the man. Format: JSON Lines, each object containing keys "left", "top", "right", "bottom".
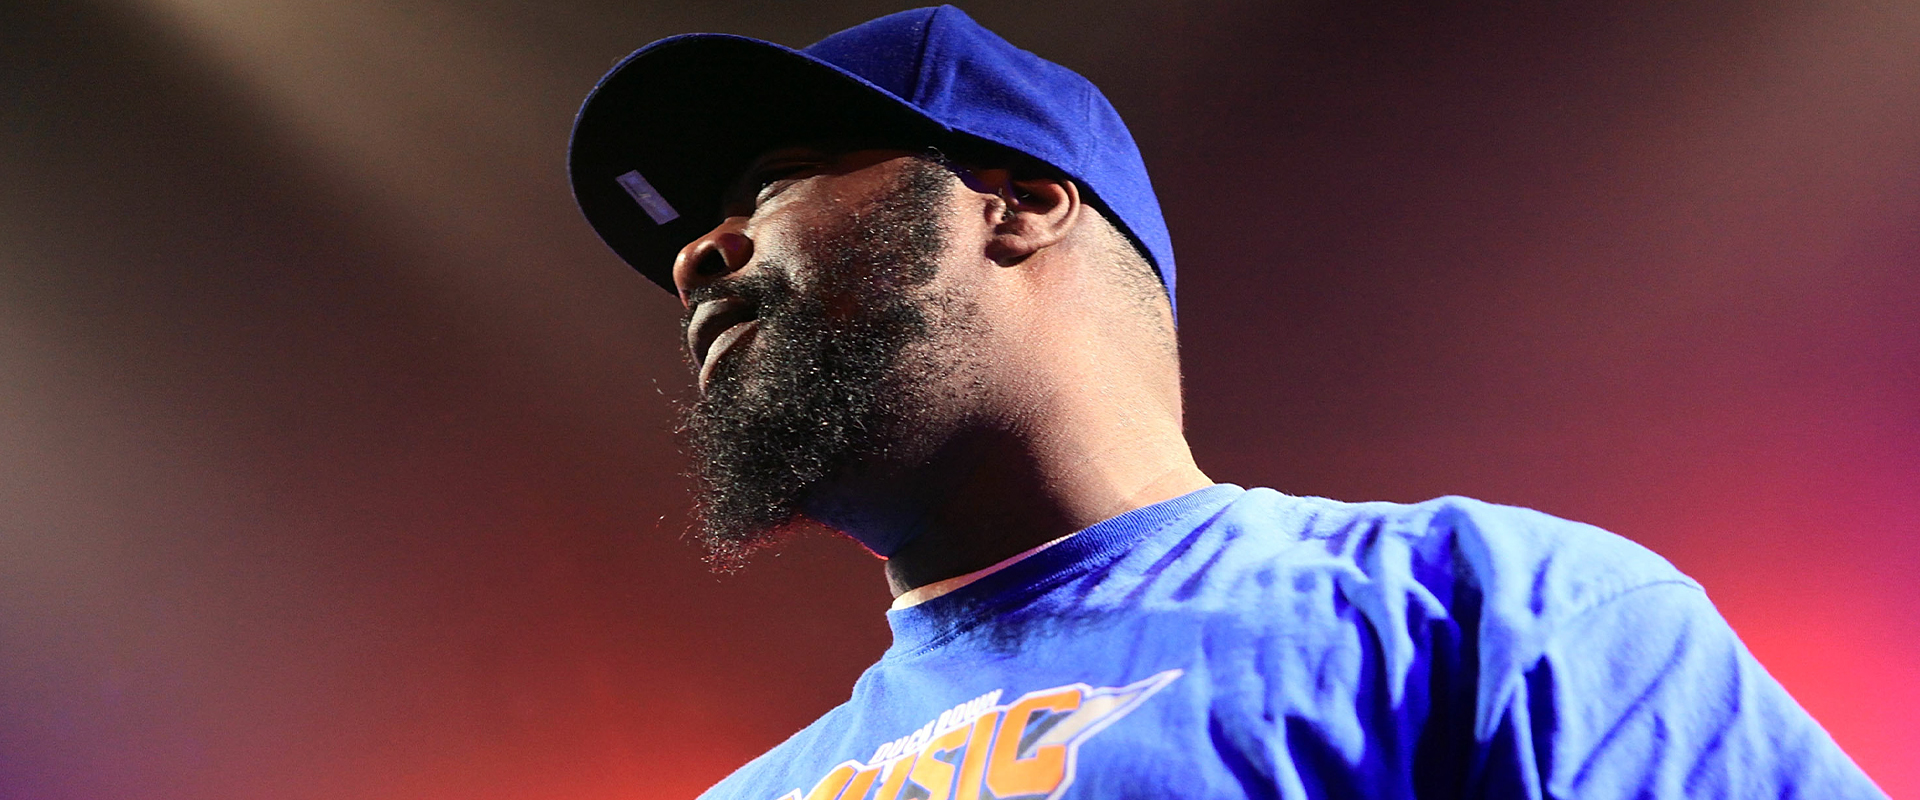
{"left": 568, "top": 6, "right": 1885, "bottom": 799}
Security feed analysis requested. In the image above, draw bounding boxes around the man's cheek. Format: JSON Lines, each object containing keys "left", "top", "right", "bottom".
{"left": 821, "top": 292, "right": 868, "bottom": 322}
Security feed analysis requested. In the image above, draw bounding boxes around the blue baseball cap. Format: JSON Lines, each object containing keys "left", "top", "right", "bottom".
{"left": 568, "top": 5, "right": 1177, "bottom": 314}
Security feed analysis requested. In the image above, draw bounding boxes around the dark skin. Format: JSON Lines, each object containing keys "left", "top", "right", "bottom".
{"left": 673, "top": 146, "right": 1211, "bottom": 597}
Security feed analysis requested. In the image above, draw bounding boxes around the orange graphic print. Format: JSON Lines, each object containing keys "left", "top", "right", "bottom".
{"left": 771, "top": 670, "right": 1182, "bottom": 800}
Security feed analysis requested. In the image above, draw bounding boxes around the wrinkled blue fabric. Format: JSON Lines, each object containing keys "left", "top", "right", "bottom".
{"left": 701, "top": 485, "right": 1886, "bottom": 799}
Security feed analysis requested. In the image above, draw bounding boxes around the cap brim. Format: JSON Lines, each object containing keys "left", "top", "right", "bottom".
{"left": 568, "top": 34, "right": 947, "bottom": 293}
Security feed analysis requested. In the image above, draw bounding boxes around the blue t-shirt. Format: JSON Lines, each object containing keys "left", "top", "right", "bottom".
{"left": 701, "top": 485, "right": 1885, "bottom": 799}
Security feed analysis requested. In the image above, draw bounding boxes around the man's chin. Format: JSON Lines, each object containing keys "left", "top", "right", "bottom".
{"left": 692, "top": 516, "right": 788, "bottom": 572}
{"left": 693, "top": 510, "right": 836, "bottom": 572}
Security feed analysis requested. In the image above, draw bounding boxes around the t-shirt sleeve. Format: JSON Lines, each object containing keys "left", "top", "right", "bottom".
{"left": 1475, "top": 581, "right": 1888, "bottom": 799}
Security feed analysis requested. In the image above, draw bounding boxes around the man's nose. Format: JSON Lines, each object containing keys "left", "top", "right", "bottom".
{"left": 673, "top": 218, "right": 754, "bottom": 307}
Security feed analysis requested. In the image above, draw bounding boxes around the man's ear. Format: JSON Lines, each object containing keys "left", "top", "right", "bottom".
{"left": 970, "top": 169, "right": 1082, "bottom": 266}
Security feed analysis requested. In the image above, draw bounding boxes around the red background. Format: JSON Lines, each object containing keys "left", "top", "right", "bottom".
{"left": 2, "top": 1, "right": 1914, "bottom": 797}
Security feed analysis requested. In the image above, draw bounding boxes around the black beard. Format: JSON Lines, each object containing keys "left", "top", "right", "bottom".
{"left": 678, "top": 158, "right": 951, "bottom": 569}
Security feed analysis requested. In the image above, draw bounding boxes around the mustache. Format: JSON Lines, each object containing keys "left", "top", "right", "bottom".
{"left": 678, "top": 268, "right": 794, "bottom": 342}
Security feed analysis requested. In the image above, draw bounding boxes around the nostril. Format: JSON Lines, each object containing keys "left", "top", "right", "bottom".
{"left": 695, "top": 248, "right": 728, "bottom": 276}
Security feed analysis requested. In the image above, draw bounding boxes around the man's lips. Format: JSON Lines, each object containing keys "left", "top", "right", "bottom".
{"left": 697, "top": 319, "right": 760, "bottom": 392}
{"left": 687, "top": 296, "right": 759, "bottom": 390}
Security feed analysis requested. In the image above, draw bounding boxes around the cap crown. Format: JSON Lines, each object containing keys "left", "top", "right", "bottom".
{"left": 804, "top": 7, "right": 1176, "bottom": 309}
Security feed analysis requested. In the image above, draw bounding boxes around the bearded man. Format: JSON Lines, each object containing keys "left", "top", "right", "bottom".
{"left": 567, "top": 6, "right": 1885, "bottom": 799}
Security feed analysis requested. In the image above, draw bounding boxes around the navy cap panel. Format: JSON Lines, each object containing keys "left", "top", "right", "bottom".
{"left": 901, "top": 9, "right": 1178, "bottom": 303}
{"left": 801, "top": 7, "right": 938, "bottom": 100}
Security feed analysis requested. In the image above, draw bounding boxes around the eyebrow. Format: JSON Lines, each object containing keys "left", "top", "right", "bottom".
{"left": 718, "top": 147, "right": 833, "bottom": 216}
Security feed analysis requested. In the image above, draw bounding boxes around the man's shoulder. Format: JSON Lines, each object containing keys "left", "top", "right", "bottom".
{"left": 1200, "top": 488, "right": 1699, "bottom": 625}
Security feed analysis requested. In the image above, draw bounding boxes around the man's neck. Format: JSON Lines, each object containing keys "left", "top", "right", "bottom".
{"left": 870, "top": 424, "right": 1212, "bottom": 597}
